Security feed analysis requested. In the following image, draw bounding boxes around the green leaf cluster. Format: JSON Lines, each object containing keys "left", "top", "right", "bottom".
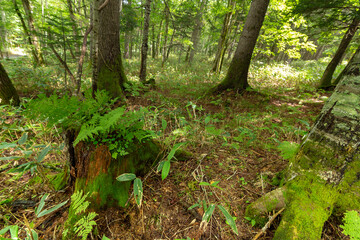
{"left": 26, "top": 90, "right": 153, "bottom": 158}
{"left": 64, "top": 191, "right": 98, "bottom": 240}
{"left": 341, "top": 210, "right": 360, "bottom": 240}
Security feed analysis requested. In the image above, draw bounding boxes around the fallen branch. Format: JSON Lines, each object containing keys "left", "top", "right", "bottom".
{"left": 253, "top": 208, "right": 285, "bottom": 240}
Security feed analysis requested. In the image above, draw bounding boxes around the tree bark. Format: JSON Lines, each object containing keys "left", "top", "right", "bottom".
{"left": 247, "top": 58, "right": 360, "bottom": 239}
{"left": 211, "top": 0, "right": 269, "bottom": 93}
{"left": 188, "top": 0, "right": 207, "bottom": 64}
{"left": 318, "top": 18, "right": 360, "bottom": 89}
{"left": 21, "top": 0, "right": 44, "bottom": 65}
{"left": 0, "top": 62, "right": 20, "bottom": 106}
{"left": 92, "top": 0, "right": 127, "bottom": 98}
{"left": 139, "top": 0, "right": 152, "bottom": 83}
{"left": 211, "top": 0, "right": 236, "bottom": 73}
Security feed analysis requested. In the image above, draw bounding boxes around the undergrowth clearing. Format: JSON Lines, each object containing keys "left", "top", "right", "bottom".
{"left": 0, "top": 56, "right": 346, "bottom": 239}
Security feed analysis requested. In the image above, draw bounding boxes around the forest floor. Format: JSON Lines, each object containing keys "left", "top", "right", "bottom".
{"left": 0, "top": 56, "right": 349, "bottom": 239}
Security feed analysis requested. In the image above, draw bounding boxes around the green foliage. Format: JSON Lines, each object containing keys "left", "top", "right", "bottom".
{"left": 26, "top": 90, "right": 153, "bottom": 158}
{"left": 341, "top": 210, "right": 360, "bottom": 240}
{"left": 116, "top": 174, "right": 143, "bottom": 207}
{"left": 63, "top": 191, "right": 98, "bottom": 240}
{"left": 277, "top": 141, "right": 299, "bottom": 160}
{"left": 35, "top": 194, "right": 68, "bottom": 218}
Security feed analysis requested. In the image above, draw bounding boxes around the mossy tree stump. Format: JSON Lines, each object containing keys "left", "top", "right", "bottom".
{"left": 246, "top": 74, "right": 360, "bottom": 239}
{"left": 70, "top": 138, "right": 161, "bottom": 208}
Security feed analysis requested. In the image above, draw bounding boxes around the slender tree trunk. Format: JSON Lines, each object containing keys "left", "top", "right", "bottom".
{"left": 139, "top": 0, "right": 152, "bottom": 82}
{"left": 151, "top": 24, "right": 156, "bottom": 59}
{"left": 211, "top": 0, "right": 236, "bottom": 73}
{"left": 66, "top": 0, "right": 80, "bottom": 54}
{"left": 0, "top": 9, "right": 7, "bottom": 58}
{"left": 161, "top": 5, "right": 169, "bottom": 67}
{"left": 76, "top": 24, "right": 93, "bottom": 94}
{"left": 333, "top": 44, "right": 360, "bottom": 86}
{"left": 123, "top": 0, "right": 132, "bottom": 59}
{"left": 21, "top": 0, "right": 44, "bottom": 65}
{"left": 166, "top": 28, "right": 175, "bottom": 59}
{"left": 13, "top": 0, "right": 40, "bottom": 65}
{"left": 92, "top": 0, "right": 127, "bottom": 98}
{"left": 155, "top": 19, "right": 163, "bottom": 58}
{"left": 318, "top": 18, "right": 360, "bottom": 89}
{"left": 0, "top": 62, "right": 20, "bottom": 106}
{"left": 188, "top": 0, "right": 207, "bottom": 64}
{"left": 211, "top": 0, "right": 269, "bottom": 93}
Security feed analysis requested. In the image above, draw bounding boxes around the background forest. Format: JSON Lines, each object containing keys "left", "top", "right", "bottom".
{"left": 1, "top": 0, "right": 360, "bottom": 239}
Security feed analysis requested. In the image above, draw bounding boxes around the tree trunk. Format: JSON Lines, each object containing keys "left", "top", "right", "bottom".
{"left": 188, "top": 0, "right": 207, "bottom": 64}
{"left": 21, "top": 0, "right": 44, "bottom": 65}
{"left": 211, "top": 0, "right": 269, "bottom": 93}
{"left": 211, "top": 0, "right": 236, "bottom": 73}
{"left": 66, "top": 0, "right": 80, "bottom": 54}
{"left": 139, "top": 0, "right": 152, "bottom": 83}
{"left": 318, "top": 18, "right": 360, "bottom": 89}
{"left": 0, "top": 62, "right": 20, "bottom": 106}
{"left": 161, "top": 5, "right": 169, "bottom": 67}
{"left": 92, "top": 0, "right": 127, "bottom": 98}
{"left": 123, "top": 0, "right": 132, "bottom": 59}
{"left": 13, "top": 0, "right": 40, "bottom": 65}
{"left": 155, "top": 19, "right": 163, "bottom": 58}
{"left": 151, "top": 23, "right": 156, "bottom": 59}
{"left": 333, "top": 44, "right": 360, "bottom": 86}
{"left": 166, "top": 28, "right": 175, "bottom": 59}
{"left": 246, "top": 60, "right": 360, "bottom": 239}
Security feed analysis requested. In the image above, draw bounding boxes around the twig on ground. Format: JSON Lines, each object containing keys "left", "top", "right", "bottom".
{"left": 253, "top": 208, "right": 285, "bottom": 240}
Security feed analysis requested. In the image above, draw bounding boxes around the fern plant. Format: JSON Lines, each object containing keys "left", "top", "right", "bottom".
{"left": 341, "top": 210, "right": 360, "bottom": 240}
{"left": 26, "top": 90, "right": 154, "bottom": 158}
{"left": 63, "top": 191, "right": 98, "bottom": 240}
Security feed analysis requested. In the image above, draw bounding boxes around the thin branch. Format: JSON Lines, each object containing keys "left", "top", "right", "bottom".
{"left": 253, "top": 208, "right": 285, "bottom": 240}
{"left": 98, "top": 0, "right": 110, "bottom": 11}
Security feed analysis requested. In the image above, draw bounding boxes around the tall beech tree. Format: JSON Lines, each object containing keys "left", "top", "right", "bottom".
{"left": 0, "top": 62, "right": 20, "bottom": 106}
{"left": 246, "top": 65, "right": 360, "bottom": 239}
{"left": 139, "top": 0, "right": 152, "bottom": 83}
{"left": 211, "top": 0, "right": 270, "bottom": 93}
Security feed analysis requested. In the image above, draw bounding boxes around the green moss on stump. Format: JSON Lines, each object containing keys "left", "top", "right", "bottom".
{"left": 74, "top": 140, "right": 161, "bottom": 208}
